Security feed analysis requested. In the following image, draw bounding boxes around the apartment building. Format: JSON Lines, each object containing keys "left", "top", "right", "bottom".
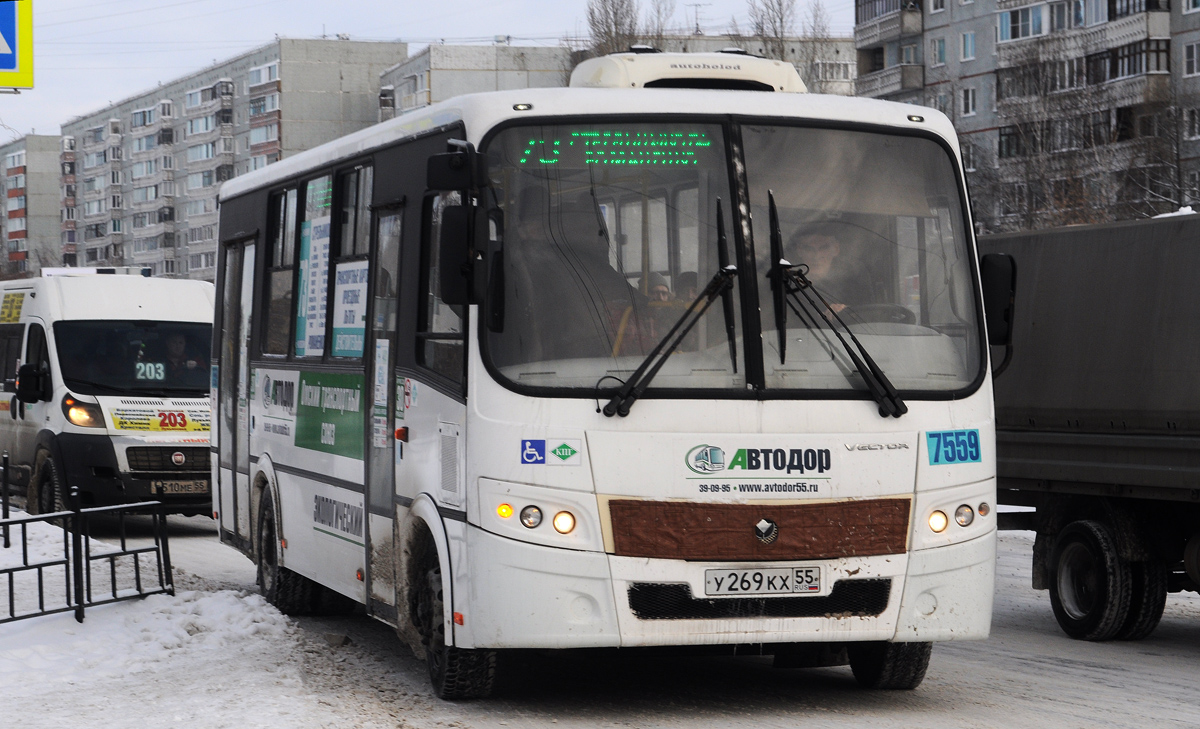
{"left": 379, "top": 36, "right": 857, "bottom": 121}
{"left": 855, "top": 0, "right": 1200, "bottom": 232}
{"left": 0, "top": 135, "right": 61, "bottom": 277}
{"left": 61, "top": 38, "right": 406, "bottom": 280}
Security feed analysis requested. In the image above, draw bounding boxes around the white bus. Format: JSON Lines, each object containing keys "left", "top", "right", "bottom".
{"left": 0, "top": 272, "right": 214, "bottom": 515}
{"left": 214, "top": 51, "right": 1011, "bottom": 698}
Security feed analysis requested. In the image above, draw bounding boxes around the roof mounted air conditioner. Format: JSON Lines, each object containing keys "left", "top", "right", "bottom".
{"left": 569, "top": 51, "right": 806, "bottom": 93}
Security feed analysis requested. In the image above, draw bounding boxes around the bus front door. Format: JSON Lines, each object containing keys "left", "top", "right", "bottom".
{"left": 364, "top": 208, "right": 404, "bottom": 622}
{"left": 217, "top": 239, "right": 255, "bottom": 548}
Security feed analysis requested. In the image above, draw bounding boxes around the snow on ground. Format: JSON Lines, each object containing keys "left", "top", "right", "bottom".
{"left": 3, "top": 515, "right": 1200, "bottom": 729}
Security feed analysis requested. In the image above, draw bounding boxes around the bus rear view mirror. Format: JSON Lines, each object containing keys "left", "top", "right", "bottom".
{"left": 15, "top": 363, "right": 42, "bottom": 404}
{"left": 980, "top": 253, "right": 1017, "bottom": 346}
{"left": 439, "top": 206, "right": 483, "bottom": 306}
{"left": 427, "top": 152, "right": 473, "bottom": 191}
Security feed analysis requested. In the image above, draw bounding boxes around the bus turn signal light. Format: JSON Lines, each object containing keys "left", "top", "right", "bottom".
{"left": 395, "top": 427, "right": 408, "bottom": 442}
{"left": 497, "top": 503, "right": 513, "bottom": 519}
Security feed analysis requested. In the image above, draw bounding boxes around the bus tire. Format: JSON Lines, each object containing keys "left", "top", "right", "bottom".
{"left": 1115, "top": 560, "right": 1167, "bottom": 641}
{"left": 256, "top": 490, "right": 316, "bottom": 615}
{"left": 419, "top": 565, "right": 495, "bottom": 700}
{"left": 28, "top": 450, "right": 65, "bottom": 516}
{"left": 1048, "top": 520, "right": 1132, "bottom": 641}
{"left": 848, "top": 641, "right": 932, "bottom": 690}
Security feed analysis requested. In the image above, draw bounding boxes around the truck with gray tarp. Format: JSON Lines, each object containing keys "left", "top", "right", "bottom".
{"left": 979, "top": 213, "right": 1200, "bottom": 641}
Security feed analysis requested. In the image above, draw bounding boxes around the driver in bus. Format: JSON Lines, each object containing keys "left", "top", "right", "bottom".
{"left": 786, "top": 223, "right": 862, "bottom": 314}
{"left": 164, "top": 332, "right": 204, "bottom": 385}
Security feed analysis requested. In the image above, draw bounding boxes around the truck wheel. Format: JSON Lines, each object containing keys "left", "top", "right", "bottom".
{"left": 417, "top": 565, "right": 496, "bottom": 699}
{"left": 28, "top": 450, "right": 65, "bottom": 516}
{"left": 1115, "top": 561, "right": 1167, "bottom": 641}
{"left": 848, "top": 641, "right": 932, "bottom": 690}
{"left": 1048, "top": 520, "right": 1131, "bottom": 641}
{"left": 256, "top": 490, "right": 316, "bottom": 615}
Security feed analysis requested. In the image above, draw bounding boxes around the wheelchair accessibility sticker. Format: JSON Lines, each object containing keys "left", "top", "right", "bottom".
{"left": 520, "top": 439, "right": 581, "bottom": 466}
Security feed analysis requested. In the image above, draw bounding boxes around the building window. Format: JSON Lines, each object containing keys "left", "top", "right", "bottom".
{"left": 3, "top": 151, "right": 24, "bottom": 169}
{"left": 248, "top": 62, "right": 279, "bottom": 86}
{"left": 1187, "top": 43, "right": 1200, "bottom": 76}
{"left": 186, "top": 197, "right": 215, "bottom": 216}
{"left": 133, "top": 185, "right": 159, "bottom": 203}
{"left": 187, "top": 224, "right": 215, "bottom": 243}
{"left": 931, "top": 38, "right": 946, "bottom": 66}
{"left": 999, "top": 6, "right": 1045, "bottom": 42}
{"left": 189, "top": 252, "right": 217, "bottom": 270}
{"left": 110, "top": 218, "right": 123, "bottom": 233}
{"left": 249, "top": 94, "right": 279, "bottom": 116}
{"left": 133, "top": 135, "right": 157, "bottom": 153}
{"left": 962, "top": 32, "right": 976, "bottom": 61}
{"left": 186, "top": 115, "right": 215, "bottom": 137}
{"left": 902, "top": 44, "right": 917, "bottom": 65}
{"left": 1188, "top": 171, "right": 1200, "bottom": 203}
{"left": 131, "top": 108, "right": 156, "bottom": 128}
{"left": 961, "top": 87, "right": 977, "bottom": 116}
{"left": 187, "top": 143, "right": 216, "bottom": 163}
{"left": 249, "top": 124, "right": 279, "bottom": 145}
{"left": 83, "top": 151, "right": 107, "bottom": 169}
{"left": 131, "top": 160, "right": 158, "bottom": 179}
{"left": 186, "top": 171, "right": 215, "bottom": 190}
{"left": 7, "top": 196, "right": 25, "bottom": 212}
{"left": 932, "top": 0, "right": 946, "bottom": 11}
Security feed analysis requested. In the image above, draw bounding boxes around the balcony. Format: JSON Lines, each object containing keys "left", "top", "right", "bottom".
{"left": 855, "top": 7, "right": 922, "bottom": 50}
{"left": 855, "top": 64, "right": 924, "bottom": 98}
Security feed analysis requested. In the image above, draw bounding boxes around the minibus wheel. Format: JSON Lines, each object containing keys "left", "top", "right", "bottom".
{"left": 848, "top": 641, "right": 932, "bottom": 689}
{"left": 29, "top": 450, "right": 65, "bottom": 516}
{"left": 418, "top": 565, "right": 496, "bottom": 699}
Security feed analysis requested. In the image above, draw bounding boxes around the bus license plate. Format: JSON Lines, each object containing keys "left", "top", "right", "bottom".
{"left": 704, "top": 567, "right": 821, "bottom": 596}
{"left": 154, "top": 480, "right": 208, "bottom": 495}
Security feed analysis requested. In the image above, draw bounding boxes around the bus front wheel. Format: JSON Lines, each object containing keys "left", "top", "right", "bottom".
{"left": 257, "top": 490, "right": 317, "bottom": 614}
{"left": 28, "top": 450, "right": 65, "bottom": 516}
{"left": 418, "top": 565, "right": 496, "bottom": 700}
{"left": 848, "top": 641, "right": 932, "bottom": 689}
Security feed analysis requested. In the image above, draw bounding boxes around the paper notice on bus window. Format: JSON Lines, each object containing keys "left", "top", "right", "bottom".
{"left": 0, "top": 292, "right": 24, "bottom": 322}
{"left": 332, "top": 260, "right": 369, "bottom": 357}
{"left": 295, "top": 215, "right": 331, "bottom": 357}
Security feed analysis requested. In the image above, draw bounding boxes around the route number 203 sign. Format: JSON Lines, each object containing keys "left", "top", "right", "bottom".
{"left": 110, "top": 408, "right": 211, "bottom": 432}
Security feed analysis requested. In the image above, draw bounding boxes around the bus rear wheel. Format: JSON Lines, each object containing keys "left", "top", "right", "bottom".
{"left": 1048, "top": 520, "right": 1132, "bottom": 641}
{"left": 257, "top": 490, "right": 317, "bottom": 614}
{"left": 848, "top": 641, "right": 932, "bottom": 690}
{"left": 418, "top": 565, "right": 496, "bottom": 700}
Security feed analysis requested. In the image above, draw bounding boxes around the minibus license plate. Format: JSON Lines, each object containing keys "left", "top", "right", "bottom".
{"left": 704, "top": 567, "right": 820, "bottom": 596}
{"left": 154, "top": 480, "right": 207, "bottom": 494}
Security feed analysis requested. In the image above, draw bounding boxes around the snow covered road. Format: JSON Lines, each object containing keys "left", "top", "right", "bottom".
{"left": 2, "top": 517, "right": 1198, "bottom": 728}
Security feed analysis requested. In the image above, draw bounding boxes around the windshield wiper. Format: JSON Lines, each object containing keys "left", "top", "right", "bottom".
{"left": 767, "top": 193, "right": 907, "bottom": 419}
{"left": 715, "top": 199, "right": 738, "bottom": 374}
{"left": 603, "top": 264, "right": 737, "bottom": 417}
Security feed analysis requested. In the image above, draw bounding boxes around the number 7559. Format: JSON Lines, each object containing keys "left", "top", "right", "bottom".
{"left": 926, "top": 429, "right": 981, "bottom": 464}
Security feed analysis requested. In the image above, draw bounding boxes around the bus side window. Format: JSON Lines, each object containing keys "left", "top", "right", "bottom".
{"left": 416, "top": 192, "right": 465, "bottom": 386}
{"left": 25, "top": 323, "right": 51, "bottom": 400}
{"left": 263, "top": 188, "right": 298, "bottom": 356}
{"left": 294, "top": 175, "right": 334, "bottom": 358}
{"left": 0, "top": 323, "right": 22, "bottom": 391}
{"left": 331, "top": 166, "right": 373, "bottom": 359}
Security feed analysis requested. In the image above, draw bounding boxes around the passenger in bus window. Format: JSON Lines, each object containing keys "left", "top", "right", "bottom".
{"left": 676, "top": 271, "right": 699, "bottom": 302}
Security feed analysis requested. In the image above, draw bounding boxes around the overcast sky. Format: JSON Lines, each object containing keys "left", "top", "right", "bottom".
{"left": 0, "top": 0, "right": 855, "bottom": 145}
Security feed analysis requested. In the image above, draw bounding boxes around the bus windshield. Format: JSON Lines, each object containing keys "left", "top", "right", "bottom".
{"left": 484, "top": 122, "right": 743, "bottom": 392}
{"left": 743, "top": 125, "right": 981, "bottom": 393}
{"left": 54, "top": 320, "right": 212, "bottom": 396}
{"left": 483, "top": 121, "right": 981, "bottom": 397}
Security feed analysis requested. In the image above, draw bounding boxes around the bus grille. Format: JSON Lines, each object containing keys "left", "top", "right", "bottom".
{"left": 627, "top": 579, "right": 891, "bottom": 621}
{"left": 126, "top": 447, "right": 211, "bottom": 472}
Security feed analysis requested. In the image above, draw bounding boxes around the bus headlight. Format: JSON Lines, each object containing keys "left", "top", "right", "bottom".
{"left": 62, "top": 396, "right": 104, "bottom": 428}
{"left": 955, "top": 504, "right": 975, "bottom": 527}
{"left": 928, "top": 510, "right": 949, "bottom": 533}
{"left": 520, "top": 506, "right": 543, "bottom": 528}
{"left": 552, "top": 511, "right": 576, "bottom": 534}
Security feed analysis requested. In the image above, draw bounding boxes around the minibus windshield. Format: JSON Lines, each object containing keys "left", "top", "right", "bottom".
{"left": 55, "top": 320, "right": 212, "bottom": 396}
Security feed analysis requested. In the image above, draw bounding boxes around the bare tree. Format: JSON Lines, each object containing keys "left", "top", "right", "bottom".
{"left": 796, "top": 0, "right": 832, "bottom": 93}
{"left": 747, "top": 0, "right": 795, "bottom": 62}
{"left": 588, "top": 0, "right": 642, "bottom": 57}
{"left": 643, "top": 0, "right": 676, "bottom": 48}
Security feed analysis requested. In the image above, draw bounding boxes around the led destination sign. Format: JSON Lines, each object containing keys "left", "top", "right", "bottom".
{"left": 518, "top": 130, "right": 715, "bottom": 166}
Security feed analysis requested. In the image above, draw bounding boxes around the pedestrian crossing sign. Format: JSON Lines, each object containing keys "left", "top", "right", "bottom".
{"left": 0, "top": 0, "right": 34, "bottom": 90}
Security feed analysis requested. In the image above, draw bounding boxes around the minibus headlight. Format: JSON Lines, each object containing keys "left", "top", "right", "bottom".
{"left": 520, "top": 506, "right": 542, "bottom": 528}
{"left": 62, "top": 396, "right": 104, "bottom": 428}
{"left": 928, "top": 510, "right": 949, "bottom": 533}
